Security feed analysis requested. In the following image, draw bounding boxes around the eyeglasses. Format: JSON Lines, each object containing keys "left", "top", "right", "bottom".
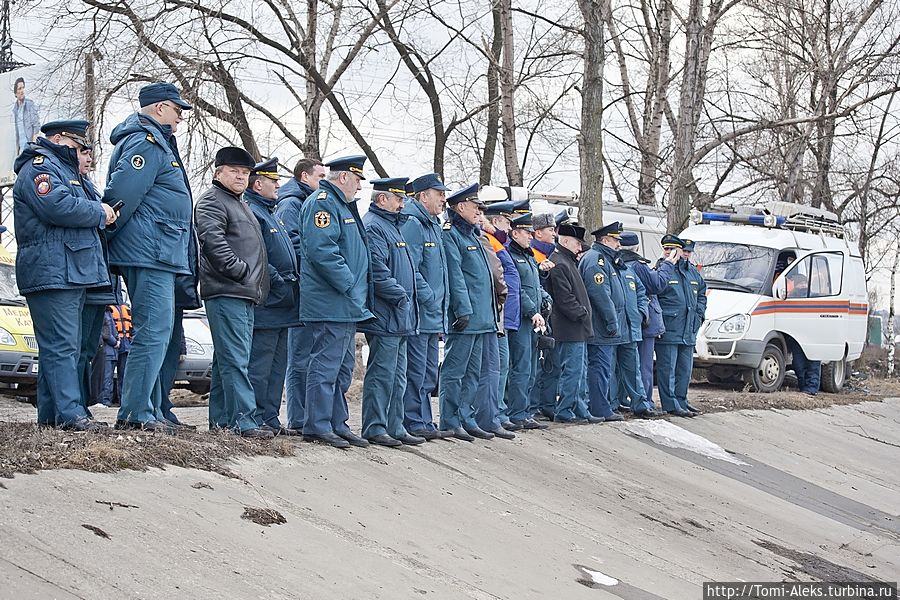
{"left": 161, "top": 102, "right": 183, "bottom": 118}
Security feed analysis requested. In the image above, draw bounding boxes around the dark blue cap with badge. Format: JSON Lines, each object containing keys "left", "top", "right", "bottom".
{"left": 484, "top": 199, "right": 530, "bottom": 217}
{"left": 619, "top": 231, "right": 639, "bottom": 246}
{"left": 138, "top": 82, "right": 192, "bottom": 110}
{"left": 371, "top": 177, "right": 410, "bottom": 196}
{"left": 41, "top": 119, "right": 91, "bottom": 148}
{"left": 411, "top": 172, "right": 450, "bottom": 193}
{"left": 591, "top": 221, "right": 623, "bottom": 238}
{"left": 661, "top": 234, "right": 685, "bottom": 248}
{"left": 215, "top": 146, "right": 256, "bottom": 169}
{"left": 252, "top": 157, "right": 283, "bottom": 180}
{"left": 447, "top": 183, "right": 483, "bottom": 206}
{"left": 555, "top": 209, "right": 571, "bottom": 227}
{"left": 325, "top": 154, "right": 367, "bottom": 180}
{"left": 510, "top": 213, "right": 534, "bottom": 231}
{"left": 682, "top": 239, "right": 696, "bottom": 252}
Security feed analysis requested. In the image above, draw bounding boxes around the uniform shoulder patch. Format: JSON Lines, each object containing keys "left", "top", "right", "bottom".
{"left": 442, "top": 222, "right": 452, "bottom": 230}
{"left": 34, "top": 174, "right": 51, "bottom": 196}
{"left": 598, "top": 257, "right": 605, "bottom": 267}
{"left": 32, "top": 155, "right": 44, "bottom": 165}
{"left": 145, "top": 133, "right": 156, "bottom": 144}
{"left": 314, "top": 210, "right": 331, "bottom": 228}
{"left": 594, "top": 272, "right": 605, "bottom": 285}
{"left": 131, "top": 155, "right": 145, "bottom": 170}
{"left": 628, "top": 280, "right": 636, "bottom": 290}
{"left": 317, "top": 191, "right": 328, "bottom": 200}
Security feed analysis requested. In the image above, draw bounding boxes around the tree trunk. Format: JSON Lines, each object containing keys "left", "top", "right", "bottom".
{"left": 498, "top": 0, "right": 522, "bottom": 186}
{"left": 637, "top": 0, "right": 671, "bottom": 206}
{"left": 480, "top": 2, "right": 503, "bottom": 185}
{"left": 303, "top": 0, "right": 321, "bottom": 160}
{"left": 578, "top": 0, "right": 606, "bottom": 234}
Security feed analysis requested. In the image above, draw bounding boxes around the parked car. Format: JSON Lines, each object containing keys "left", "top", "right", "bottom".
{"left": 0, "top": 243, "right": 38, "bottom": 398}
{"left": 174, "top": 308, "right": 213, "bottom": 395}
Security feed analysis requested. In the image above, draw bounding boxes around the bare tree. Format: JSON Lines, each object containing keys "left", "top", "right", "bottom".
{"left": 577, "top": 0, "right": 606, "bottom": 233}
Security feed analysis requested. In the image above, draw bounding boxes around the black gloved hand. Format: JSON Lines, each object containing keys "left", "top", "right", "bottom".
{"left": 452, "top": 315, "right": 470, "bottom": 332}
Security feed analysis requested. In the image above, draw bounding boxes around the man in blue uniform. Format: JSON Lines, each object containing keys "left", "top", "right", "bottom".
{"left": 619, "top": 232, "right": 678, "bottom": 409}
{"left": 655, "top": 235, "right": 707, "bottom": 417}
{"left": 13, "top": 119, "right": 117, "bottom": 430}
{"left": 299, "top": 155, "right": 373, "bottom": 448}
{"left": 439, "top": 183, "right": 498, "bottom": 441}
{"left": 276, "top": 158, "right": 326, "bottom": 434}
{"left": 246, "top": 158, "right": 301, "bottom": 435}
{"left": 401, "top": 173, "right": 453, "bottom": 440}
{"left": 359, "top": 177, "right": 425, "bottom": 447}
{"left": 103, "top": 82, "right": 194, "bottom": 432}
{"left": 196, "top": 147, "right": 272, "bottom": 438}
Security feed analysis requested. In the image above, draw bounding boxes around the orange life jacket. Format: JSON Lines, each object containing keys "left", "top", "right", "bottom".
{"left": 110, "top": 304, "right": 133, "bottom": 341}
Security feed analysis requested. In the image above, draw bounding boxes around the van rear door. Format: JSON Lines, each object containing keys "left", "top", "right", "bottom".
{"left": 772, "top": 249, "right": 847, "bottom": 361}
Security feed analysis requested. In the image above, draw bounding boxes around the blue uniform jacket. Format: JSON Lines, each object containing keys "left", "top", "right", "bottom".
{"left": 82, "top": 177, "right": 124, "bottom": 306}
{"left": 580, "top": 243, "right": 648, "bottom": 345}
{"left": 621, "top": 249, "right": 674, "bottom": 338}
{"left": 275, "top": 178, "right": 314, "bottom": 264}
{"left": 246, "top": 189, "right": 300, "bottom": 329}
{"left": 400, "top": 199, "right": 449, "bottom": 334}
{"left": 298, "top": 180, "right": 374, "bottom": 323}
{"left": 102, "top": 310, "right": 118, "bottom": 359}
{"left": 656, "top": 258, "right": 708, "bottom": 345}
{"left": 442, "top": 211, "right": 498, "bottom": 334}
{"left": 12, "top": 138, "right": 108, "bottom": 295}
{"left": 103, "top": 113, "right": 193, "bottom": 274}
{"left": 486, "top": 232, "right": 521, "bottom": 331}
{"left": 507, "top": 239, "right": 546, "bottom": 324}
{"left": 358, "top": 204, "right": 418, "bottom": 336}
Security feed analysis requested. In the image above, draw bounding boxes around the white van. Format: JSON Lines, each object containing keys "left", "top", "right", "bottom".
{"left": 683, "top": 201, "right": 867, "bottom": 393}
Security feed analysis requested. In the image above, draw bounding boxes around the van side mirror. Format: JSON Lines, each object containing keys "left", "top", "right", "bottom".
{"left": 773, "top": 279, "right": 787, "bottom": 300}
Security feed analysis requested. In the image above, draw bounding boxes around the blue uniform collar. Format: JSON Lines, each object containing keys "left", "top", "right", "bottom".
{"left": 404, "top": 198, "right": 440, "bottom": 225}
{"left": 319, "top": 179, "right": 357, "bottom": 204}
{"left": 531, "top": 238, "right": 555, "bottom": 257}
{"left": 244, "top": 188, "right": 277, "bottom": 212}
{"left": 508, "top": 239, "right": 535, "bottom": 258}
{"left": 595, "top": 242, "right": 619, "bottom": 260}
{"left": 367, "top": 202, "right": 406, "bottom": 225}
{"left": 449, "top": 209, "right": 478, "bottom": 234}
{"left": 137, "top": 113, "right": 174, "bottom": 140}
{"left": 34, "top": 136, "right": 79, "bottom": 171}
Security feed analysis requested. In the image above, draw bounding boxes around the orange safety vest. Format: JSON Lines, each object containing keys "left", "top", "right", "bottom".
{"left": 110, "top": 304, "right": 133, "bottom": 341}
{"left": 486, "top": 232, "right": 505, "bottom": 254}
{"left": 532, "top": 248, "right": 548, "bottom": 263}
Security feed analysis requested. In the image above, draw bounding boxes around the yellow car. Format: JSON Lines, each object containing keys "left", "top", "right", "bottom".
{"left": 0, "top": 244, "right": 38, "bottom": 397}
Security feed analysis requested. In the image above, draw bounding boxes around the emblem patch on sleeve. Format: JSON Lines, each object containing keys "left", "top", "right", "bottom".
{"left": 597, "top": 257, "right": 605, "bottom": 267}
{"left": 629, "top": 280, "right": 636, "bottom": 290}
{"left": 131, "top": 155, "right": 145, "bottom": 170}
{"left": 594, "top": 272, "right": 605, "bottom": 285}
{"left": 314, "top": 211, "right": 331, "bottom": 228}
{"left": 34, "top": 174, "right": 51, "bottom": 196}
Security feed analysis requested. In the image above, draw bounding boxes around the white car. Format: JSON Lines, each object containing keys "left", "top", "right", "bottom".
{"left": 175, "top": 309, "right": 214, "bottom": 394}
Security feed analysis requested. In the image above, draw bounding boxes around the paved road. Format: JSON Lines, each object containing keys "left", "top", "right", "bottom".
{"left": 1, "top": 400, "right": 898, "bottom": 599}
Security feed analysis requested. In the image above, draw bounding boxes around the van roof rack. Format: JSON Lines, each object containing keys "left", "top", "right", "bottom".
{"left": 692, "top": 201, "right": 846, "bottom": 238}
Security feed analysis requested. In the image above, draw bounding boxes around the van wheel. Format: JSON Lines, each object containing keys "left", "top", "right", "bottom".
{"left": 749, "top": 344, "right": 785, "bottom": 393}
{"left": 820, "top": 358, "right": 846, "bottom": 393}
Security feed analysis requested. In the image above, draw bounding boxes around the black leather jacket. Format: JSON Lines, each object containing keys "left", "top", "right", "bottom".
{"left": 195, "top": 180, "right": 270, "bottom": 304}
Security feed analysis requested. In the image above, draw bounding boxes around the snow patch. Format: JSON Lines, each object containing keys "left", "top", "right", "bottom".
{"left": 582, "top": 568, "right": 619, "bottom": 586}
{"left": 622, "top": 419, "right": 747, "bottom": 465}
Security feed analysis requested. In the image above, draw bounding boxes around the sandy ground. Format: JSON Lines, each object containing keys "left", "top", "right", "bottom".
{"left": 1, "top": 384, "right": 898, "bottom": 599}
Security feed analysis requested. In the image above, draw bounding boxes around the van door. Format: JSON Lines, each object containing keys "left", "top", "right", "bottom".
{"left": 772, "top": 250, "right": 846, "bottom": 361}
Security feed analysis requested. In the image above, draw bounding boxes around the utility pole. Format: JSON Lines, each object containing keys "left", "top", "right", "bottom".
{"left": 1, "top": 0, "right": 28, "bottom": 73}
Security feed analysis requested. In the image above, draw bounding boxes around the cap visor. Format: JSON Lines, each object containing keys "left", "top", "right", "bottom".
{"left": 173, "top": 98, "right": 193, "bottom": 110}
{"left": 433, "top": 183, "right": 450, "bottom": 191}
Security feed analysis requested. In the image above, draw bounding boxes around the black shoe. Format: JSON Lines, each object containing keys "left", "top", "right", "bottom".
{"left": 685, "top": 402, "right": 702, "bottom": 413}
{"left": 604, "top": 414, "right": 625, "bottom": 422}
{"left": 241, "top": 427, "right": 275, "bottom": 439}
{"left": 523, "top": 419, "right": 549, "bottom": 430}
{"left": 554, "top": 416, "right": 588, "bottom": 424}
{"left": 303, "top": 432, "right": 351, "bottom": 448}
{"left": 61, "top": 418, "right": 104, "bottom": 432}
{"left": 502, "top": 421, "right": 523, "bottom": 431}
{"left": 632, "top": 409, "right": 664, "bottom": 419}
{"left": 585, "top": 415, "right": 605, "bottom": 424}
{"left": 489, "top": 427, "right": 516, "bottom": 440}
{"left": 115, "top": 419, "right": 176, "bottom": 433}
{"left": 666, "top": 409, "right": 695, "bottom": 418}
{"left": 284, "top": 427, "right": 304, "bottom": 436}
{"left": 336, "top": 431, "right": 370, "bottom": 448}
{"left": 408, "top": 429, "right": 440, "bottom": 441}
{"left": 166, "top": 419, "right": 198, "bottom": 431}
{"left": 367, "top": 434, "right": 403, "bottom": 448}
{"left": 446, "top": 427, "right": 475, "bottom": 442}
{"left": 464, "top": 426, "right": 495, "bottom": 440}
{"left": 430, "top": 429, "right": 456, "bottom": 440}
{"left": 395, "top": 433, "right": 426, "bottom": 445}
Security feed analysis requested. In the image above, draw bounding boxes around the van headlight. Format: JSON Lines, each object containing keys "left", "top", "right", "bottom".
{"left": 717, "top": 314, "right": 749, "bottom": 335}
{"left": 184, "top": 337, "right": 205, "bottom": 356}
{"left": 0, "top": 327, "right": 16, "bottom": 346}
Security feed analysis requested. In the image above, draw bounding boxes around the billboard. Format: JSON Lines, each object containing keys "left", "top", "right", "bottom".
{"left": 1, "top": 63, "right": 58, "bottom": 186}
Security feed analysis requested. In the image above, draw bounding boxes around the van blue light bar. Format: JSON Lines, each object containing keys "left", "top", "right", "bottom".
{"left": 692, "top": 211, "right": 786, "bottom": 227}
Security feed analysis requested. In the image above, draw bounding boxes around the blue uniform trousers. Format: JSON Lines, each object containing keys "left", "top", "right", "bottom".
{"left": 529, "top": 344, "right": 559, "bottom": 417}
{"left": 638, "top": 337, "right": 657, "bottom": 408}
{"left": 475, "top": 332, "right": 502, "bottom": 432}
{"left": 206, "top": 297, "right": 257, "bottom": 432}
{"left": 362, "top": 334, "right": 409, "bottom": 439}
{"left": 506, "top": 325, "right": 537, "bottom": 422}
{"left": 157, "top": 308, "right": 183, "bottom": 423}
{"left": 101, "top": 354, "right": 116, "bottom": 404}
{"left": 303, "top": 321, "right": 354, "bottom": 436}
{"left": 117, "top": 267, "right": 175, "bottom": 424}
{"left": 78, "top": 304, "right": 106, "bottom": 413}
{"left": 655, "top": 343, "right": 693, "bottom": 412}
{"left": 114, "top": 351, "right": 128, "bottom": 405}
{"left": 439, "top": 333, "right": 484, "bottom": 430}
{"left": 403, "top": 333, "right": 439, "bottom": 433}
{"left": 555, "top": 341, "right": 591, "bottom": 419}
{"left": 786, "top": 337, "right": 821, "bottom": 393}
{"left": 26, "top": 289, "right": 90, "bottom": 426}
{"left": 285, "top": 325, "right": 312, "bottom": 430}
{"left": 249, "top": 327, "right": 289, "bottom": 429}
{"left": 613, "top": 342, "right": 652, "bottom": 413}
{"left": 587, "top": 343, "right": 615, "bottom": 418}
{"left": 497, "top": 334, "right": 510, "bottom": 424}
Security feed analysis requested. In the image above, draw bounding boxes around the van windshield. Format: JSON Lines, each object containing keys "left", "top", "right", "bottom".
{"left": 0, "top": 263, "right": 26, "bottom": 306}
{"left": 691, "top": 242, "right": 777, "bottom": 294}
